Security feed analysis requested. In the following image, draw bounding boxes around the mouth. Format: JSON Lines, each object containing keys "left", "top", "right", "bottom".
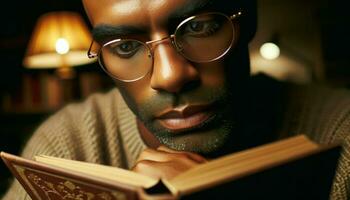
{"left": 155, "top": 104, "right": 216, "bottom": 133}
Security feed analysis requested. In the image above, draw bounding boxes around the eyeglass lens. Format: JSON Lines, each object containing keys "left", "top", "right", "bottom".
{"left": 99, "top": 13, "right": 234, "bottom": 81}
{"left": 101, "top": 40, "right": 153, "bottom": 81}
{"left": 175, "top": 13, "right": 234, "bottom": 62}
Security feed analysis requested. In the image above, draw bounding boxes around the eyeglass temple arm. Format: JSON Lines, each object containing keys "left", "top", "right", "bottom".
{"left": 87, "top": 41, "right": 98, "bottom": 59}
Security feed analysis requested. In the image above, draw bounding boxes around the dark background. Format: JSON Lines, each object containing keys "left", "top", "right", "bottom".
{"left": 0, "top": 0, "right": 115, "bottom": 195}
{"left": 0, "top": 0, "right": 349, "bottom": 197}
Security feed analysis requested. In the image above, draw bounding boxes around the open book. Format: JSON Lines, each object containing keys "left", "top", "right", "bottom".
{"left": 1, "top": 135, "right": 342, "bottom": 200}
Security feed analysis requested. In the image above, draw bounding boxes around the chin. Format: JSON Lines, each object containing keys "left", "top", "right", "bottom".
{"left": 155, "top": 123, "right": 234, "bottom": 155}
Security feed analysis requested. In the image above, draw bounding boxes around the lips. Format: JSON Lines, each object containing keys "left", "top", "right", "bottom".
{"left": 155, "top": 104, "right": 215, "bottom": 132}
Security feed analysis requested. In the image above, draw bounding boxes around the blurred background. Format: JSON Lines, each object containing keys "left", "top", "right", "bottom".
{"left": 0, "top": 0, "right": 349, "bottom": 196}
{"left": 250, "top": 0, "right": 349, "bottom": 87}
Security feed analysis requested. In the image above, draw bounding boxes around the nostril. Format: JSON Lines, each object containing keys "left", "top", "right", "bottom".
{"left": 179, "top": 79, "right": 201, "bottom": 94}
{"left": 150, "top": 64, "right": 200, "bottom": 93}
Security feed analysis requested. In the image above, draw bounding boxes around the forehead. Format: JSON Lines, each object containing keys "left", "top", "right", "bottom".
{"left": 83, "top": 0, "right": 212, "bottom": 26}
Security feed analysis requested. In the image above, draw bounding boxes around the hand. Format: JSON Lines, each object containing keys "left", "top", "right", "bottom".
{"left": 132, "top": 145, "right": 207, "bottom": 180}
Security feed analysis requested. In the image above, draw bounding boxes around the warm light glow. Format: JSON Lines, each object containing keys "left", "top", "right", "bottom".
{"left": 55, "top": 38, "right": 70, "bottom": 54}
{"left": 23, "top": 11, "right": 95, "bottom": 69}
{"left": 260, "top": 42, "right": 280, "bottom": 60}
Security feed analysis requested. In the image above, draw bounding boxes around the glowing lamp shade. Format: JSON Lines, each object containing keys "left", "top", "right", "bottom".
{"left": 23, "top": 11, "right": 94, "bottom": 69}
{"left": 260, "top": 42, "right": 280, "bottom": 60}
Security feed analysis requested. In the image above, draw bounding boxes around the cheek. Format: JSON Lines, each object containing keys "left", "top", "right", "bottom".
{"left": 197, "top": 61, "right": 226, "bottom": 88}
{"left": 116, "top": 79, "right": 156, "bottom": 112}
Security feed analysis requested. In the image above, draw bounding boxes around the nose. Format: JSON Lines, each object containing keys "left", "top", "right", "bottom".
{"left": 150, "top": 39, "right": 200, "bottom": 93}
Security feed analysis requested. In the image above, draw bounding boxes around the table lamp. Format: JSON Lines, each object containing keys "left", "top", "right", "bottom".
{"left": 23, "top": 11, "right": 95, "bottom": 79}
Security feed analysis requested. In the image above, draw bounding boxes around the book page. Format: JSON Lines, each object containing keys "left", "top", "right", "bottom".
{"left": 166, "top": 135, "right": 320, "bottom": 195}
{"left": 35, "top": 155, "right": 158, "bottom": 189}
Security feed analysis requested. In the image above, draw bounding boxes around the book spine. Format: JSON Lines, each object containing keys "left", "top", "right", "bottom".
{"left": 137, "top": 188, "right": 177, "bottom": 200}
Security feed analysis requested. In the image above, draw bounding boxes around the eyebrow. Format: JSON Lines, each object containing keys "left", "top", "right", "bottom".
{"left": 92, "top": 25, "right": 147, "bottom": 43}
{"left": 91, "top": 0, "right": 214, "bottom": 43}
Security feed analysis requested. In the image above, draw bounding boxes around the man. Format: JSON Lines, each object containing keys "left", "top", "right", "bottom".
{"left": 3, "top": 0, "right": 350, "bottom": 199}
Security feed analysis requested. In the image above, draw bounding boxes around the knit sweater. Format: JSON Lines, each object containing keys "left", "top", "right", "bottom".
{"left": 2, "top": 78, "right": 350, "bottom": 200}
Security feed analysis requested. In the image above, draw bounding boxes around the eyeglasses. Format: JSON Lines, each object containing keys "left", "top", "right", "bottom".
{"left": 88, "top": 11, "right": 242, "bottom": 82}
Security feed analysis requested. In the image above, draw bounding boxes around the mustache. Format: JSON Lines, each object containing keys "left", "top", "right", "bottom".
{"left": 137, "top": 86, "right": 230, "bottom": 122}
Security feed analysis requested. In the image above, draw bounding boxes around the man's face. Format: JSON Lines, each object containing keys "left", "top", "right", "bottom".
{"left": 83, "top": 0, "right": 251, "bottom": 155}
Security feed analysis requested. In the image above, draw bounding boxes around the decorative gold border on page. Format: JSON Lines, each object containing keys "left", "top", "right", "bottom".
{"left": 14, "top": 165, "right": 127, "bottom": 200}
{"left": 14, "top": 165, "right": 43, "bottom": 200}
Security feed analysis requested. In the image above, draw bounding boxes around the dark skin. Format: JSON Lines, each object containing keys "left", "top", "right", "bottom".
{"left": 83, "top": 0, "right": 256, "bottom": 180}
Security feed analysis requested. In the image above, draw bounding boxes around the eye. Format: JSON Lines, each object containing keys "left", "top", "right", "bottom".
{"left": 107, "top": 40, "right": 143, "bottom": 58}
{"left": 182, "top": 15, "right": 222, "bottom": 37}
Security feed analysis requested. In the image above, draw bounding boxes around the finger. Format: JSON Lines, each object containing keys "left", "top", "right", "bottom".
{"left": 156, "top": 145, "right": 179, "bottom": 153}
{"left": 157, "top": 145, "right": 207, "bottom": 163}
{"left": 136, "top": 148, "right": 178, "bottom": 163}
{"left": 137, "top": 147, "right": 205, "bottom": 167}
{"left": 132, "top": 160, "right": 198, "bottom": 180}
{"left": 132, "top": 160, "right": 164, "bottom": 179}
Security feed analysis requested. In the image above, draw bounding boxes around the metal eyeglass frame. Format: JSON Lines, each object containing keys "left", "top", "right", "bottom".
{"left": 87, "top": 11, "right": 243, "bottom": 82}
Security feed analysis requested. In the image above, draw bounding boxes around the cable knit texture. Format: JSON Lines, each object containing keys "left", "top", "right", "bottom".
{"left": 2, "top": 82, "right": 350, "bottom": 200}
